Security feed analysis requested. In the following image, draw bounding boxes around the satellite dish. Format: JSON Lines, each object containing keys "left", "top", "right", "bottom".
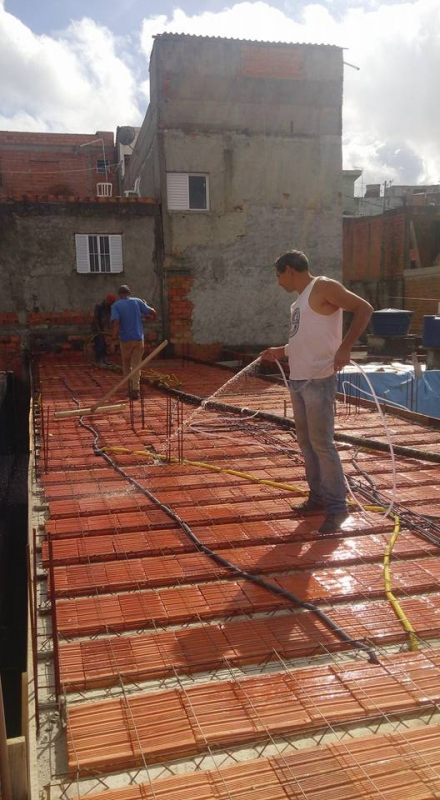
{"left": 117, "top": 126, "right": 136, "bottom": 146}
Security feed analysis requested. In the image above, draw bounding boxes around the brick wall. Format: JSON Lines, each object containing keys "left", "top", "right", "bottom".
{"left": 167, "top": 273, "right": 222, "bottom": 361}
{"left": 343, "top": 210, "right": 406, "bottom": 283}
{"left": 405, "top": 273, "right": 440, "bottom": 334}
{"left": 0, "top": 131, "right": 117, "bottom": 197}
{"left": 343, "top": 208, "right": 440, "bottom": 333}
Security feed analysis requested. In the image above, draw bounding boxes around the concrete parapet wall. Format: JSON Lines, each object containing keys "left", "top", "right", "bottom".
{"left": 0, "top": 198, "right": 160, "bottom": 316}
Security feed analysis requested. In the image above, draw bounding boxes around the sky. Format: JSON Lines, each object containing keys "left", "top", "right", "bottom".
{"left": 1, "top": 0, "right": 439, "bottom": 188}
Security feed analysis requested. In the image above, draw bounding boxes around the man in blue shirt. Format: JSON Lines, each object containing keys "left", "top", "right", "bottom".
{"left": 111, "top": 284, "right": 156, "bottom": 399}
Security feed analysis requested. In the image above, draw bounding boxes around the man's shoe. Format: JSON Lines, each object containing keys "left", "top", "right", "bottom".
{"left": 318, "top": 512, "right": 349, "bottom": 534}
{"left": 130, "top": 390, "right": 140, "bottom": 400}
{"left": 292, "top": 497, "right": 325, "bottom": 514}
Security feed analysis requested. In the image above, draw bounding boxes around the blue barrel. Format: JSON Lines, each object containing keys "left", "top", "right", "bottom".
{"left": 371, "top": 309, "right": 413, "bottom": 336}
{"left": 422, "top": 315, "right": 440, "bottom": 347}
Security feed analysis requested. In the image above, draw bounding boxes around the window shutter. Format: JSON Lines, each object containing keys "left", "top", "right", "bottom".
{"left": 167, "top": 173, "right": 189, "bottom": 210}
{"left": 109, "top": 235, "right": 123, "bottom": 273}
{"left": 75, "top": 234, "right": 90, "bottom": 273}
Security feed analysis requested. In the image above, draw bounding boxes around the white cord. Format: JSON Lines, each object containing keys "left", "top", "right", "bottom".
{"left": 348, "top": 361, "right": 397, "bottom": 519}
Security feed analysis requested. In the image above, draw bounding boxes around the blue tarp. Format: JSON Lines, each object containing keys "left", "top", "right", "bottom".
{"left": 337, "top": 365, "right": 440, "bottom": 419}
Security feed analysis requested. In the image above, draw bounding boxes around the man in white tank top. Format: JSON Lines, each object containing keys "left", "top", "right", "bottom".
{"left": 261, "top": 250, "right": 373, "bottom": 534}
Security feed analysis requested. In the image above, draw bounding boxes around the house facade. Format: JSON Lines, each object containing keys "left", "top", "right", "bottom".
{"left": 0, "top": 130, "right": 117, "bottom": 197}
{"left": 124, "top": 34, "right": 344, "bottom": 357}
{"left": 0, "top": 197, "right": 162, "bottom": 369}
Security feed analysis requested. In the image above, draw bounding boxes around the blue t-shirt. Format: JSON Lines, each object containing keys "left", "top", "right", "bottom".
{"left": 111, "top": 297, "right": 154, "bottom": 342}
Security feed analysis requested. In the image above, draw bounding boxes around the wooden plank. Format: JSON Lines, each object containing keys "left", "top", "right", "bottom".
{"left": 7, "top": 736, "right": 28, "bottom": 800}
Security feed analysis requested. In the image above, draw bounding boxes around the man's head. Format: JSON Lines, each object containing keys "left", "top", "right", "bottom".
{"left": 118, "top": 284, "right": 131, "bottom": 297}
{"left": 105, "top": 294, "right": 116, "bottom": 306}
{"left": 274, "top": 250, "right": 310, "bottom": 293}
{"left": 275, "top": 250, "right": 309, "bottom": 275}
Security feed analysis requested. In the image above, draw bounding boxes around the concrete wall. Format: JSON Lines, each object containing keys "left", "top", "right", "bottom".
{"left": 162, "top": 130, "right": 342, "bottom": 346}
{"left": 123, "top": 106, "right": 161, "bottom": 201}
{"left": 133, "top": 35, "right": 343, "bottom": 351}
{"left": 0, "top": 199, "right": 160, "bottom": 315}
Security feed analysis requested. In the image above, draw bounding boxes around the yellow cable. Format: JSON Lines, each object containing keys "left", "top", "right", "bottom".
{"left": 383, "top": 515, "right": 418, "bottom": 651}
{"left": 101, "top": 447, "right": 306, "bottom": 494}
{"left": 143, "top": 368, "right": 182, "bottom": 388}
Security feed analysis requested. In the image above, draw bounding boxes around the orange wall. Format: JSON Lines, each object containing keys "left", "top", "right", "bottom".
{"left": 343, "top": 211, "right": 406, "bottom": 283}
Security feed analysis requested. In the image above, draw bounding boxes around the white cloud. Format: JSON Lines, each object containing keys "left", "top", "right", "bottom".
{"left": 1, "top": 0, "right": 440, "bottom": 185}
{"left": 0, "top": 5, "right": 142, "bottom": 132}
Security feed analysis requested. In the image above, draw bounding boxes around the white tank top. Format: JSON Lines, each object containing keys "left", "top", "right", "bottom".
{"left": 287, "top": 277, "right": 342, "bottom": 380}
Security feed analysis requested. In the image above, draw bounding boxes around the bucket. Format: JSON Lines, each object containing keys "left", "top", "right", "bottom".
{"left": 422, "top": 315, "right": 440, "bottom": 348}
{"left": 370, "top": 309, "right": 413, "bottom": 336}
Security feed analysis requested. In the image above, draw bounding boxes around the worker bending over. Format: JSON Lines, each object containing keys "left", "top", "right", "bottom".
{"left": 111, "top": 284, "right": 157, "bottom": 399}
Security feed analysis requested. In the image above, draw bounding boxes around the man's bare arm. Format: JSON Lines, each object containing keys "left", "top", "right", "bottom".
{"left": 321, "top": 280, "right": 373, "bottom": 370}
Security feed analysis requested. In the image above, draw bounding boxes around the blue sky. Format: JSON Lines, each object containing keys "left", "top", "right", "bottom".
{"left": 1, "top": 0, "right": 440, "bottom": 186}
{"left": 6, "top": 1, "right": 228, "bottom": 35}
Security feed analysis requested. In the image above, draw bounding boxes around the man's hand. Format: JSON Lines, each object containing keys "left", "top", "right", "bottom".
{"left": 333, "top": 343, "right": 352, "bottom": 372}
{"left": 260, "top": 346, "right": 285, "bottom": 362}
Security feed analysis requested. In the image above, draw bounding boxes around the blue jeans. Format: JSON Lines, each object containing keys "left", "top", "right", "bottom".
{"left": 289, "top": 375, "right": 347, "bottom": 514}
{"left": 93, "top": 333, "right": 107, "bottom": 361}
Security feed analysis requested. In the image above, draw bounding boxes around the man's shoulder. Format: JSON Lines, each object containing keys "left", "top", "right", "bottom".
{"left": 314, "top": 275, "right": 341, "bottom": 287}
{"left": 313, "top": 276, "right": 343, "bottom": 295}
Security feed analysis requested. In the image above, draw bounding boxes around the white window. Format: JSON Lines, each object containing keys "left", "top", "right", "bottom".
{"left": 167, "top": 173, "right": 209, "bottom": 211}
{"left": 75, "top": 234, "right": 123, "bottom": 274}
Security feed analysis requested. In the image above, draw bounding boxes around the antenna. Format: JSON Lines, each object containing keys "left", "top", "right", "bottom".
{"left": 117, "top": 126, "right": 136, "bottom": 146}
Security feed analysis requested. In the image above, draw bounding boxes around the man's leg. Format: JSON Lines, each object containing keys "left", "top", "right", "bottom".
{"left": 119, "top": 341, "right": 132, "bottom": 391}
{"left": 130, "top": 340, "right": 144, "bottom": 395}
{"left": 94, "top": 334, "right": 106, "bottom": 363}
{"left": 301, "top": 376, "right": 347, "bottom": 515}
{"left": 290, "top": 380, "right": 323, "bottom": 506}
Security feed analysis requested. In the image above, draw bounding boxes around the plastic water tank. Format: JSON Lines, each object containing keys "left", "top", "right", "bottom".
{"left": 370, "top": 309, "right": 413, "bottom": 336}
{"left": 422, "top": 315, "right": 440, "bottom": 348}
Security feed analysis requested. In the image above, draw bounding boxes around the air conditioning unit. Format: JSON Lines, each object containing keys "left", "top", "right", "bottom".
{"left": 124, "top": 190, "right": 140, "bottom": 197}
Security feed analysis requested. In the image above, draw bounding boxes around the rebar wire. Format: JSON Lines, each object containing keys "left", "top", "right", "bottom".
{"left": 273, "top": 646, "right": 440, "bottom": 794}
{"left": 45, "top": 402, "right": 159, "bottom": 800}
{"left": 59, "top": 387, "right": 378, "bottom": 665}
{"left": 49, "top": 379, "right": 261, "bottom": 796}
{"left": 43, "top": 368, "right": 440, "bottom": 792}
{"left": 57, "top": 436, "right": 240, "bottom": 797}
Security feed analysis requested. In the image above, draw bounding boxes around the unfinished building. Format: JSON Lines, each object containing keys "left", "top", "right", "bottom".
{"left": 124, "top": 34, "right": 344, "bottom": 356}
{"left": 2, "top": 33, "right": 440, "bottom": 800}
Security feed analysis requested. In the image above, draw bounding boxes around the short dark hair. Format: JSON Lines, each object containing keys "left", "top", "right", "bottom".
{"left": 275, "top": 250, "right": 309, "bottom": 274}
{"left": 118, "top": 284, "right": 131, "bottom": 296}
